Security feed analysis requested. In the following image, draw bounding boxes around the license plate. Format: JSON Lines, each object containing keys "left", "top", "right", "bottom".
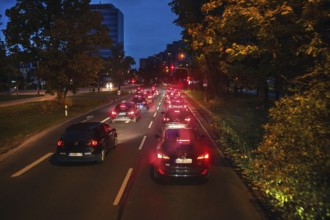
{"left": 69, "top": 153, "right": 83, "bottom": 157}
{"left": 175, "top": 158, "right": 192, "bottom": 164}
{"left": 118, "top": 112, "right": 126, "bottom": 116}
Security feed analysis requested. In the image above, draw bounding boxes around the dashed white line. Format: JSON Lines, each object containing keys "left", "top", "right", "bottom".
{"left": 101, "top": 117, "right": 110, "bottom": 123}
{"left": 11, "top": 153, "right": 54, "bottom": 177}
{"left": 153, "top": 112, "right": 157, "bottom": 117}
{"left": 148, "top": 121, "right": 153, "bottom": 128}
{"left": 138, "top": 136, "right": 147, "bottom": 150}
{"left": 113, "top": 168, "right": 133, "bottom": 206}
{"left": 156, "top": 106, "right": 160, "bottom": 111}
{"left": 81, "top": 115, "right": 94, "bottom": 122}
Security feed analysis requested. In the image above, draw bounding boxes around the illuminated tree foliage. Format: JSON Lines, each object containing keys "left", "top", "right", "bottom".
{"left": 4, "top": 0, "right": 112, "bottom": 102}
{"left": 170, "top": 0, "right": 330, "bottom": 218}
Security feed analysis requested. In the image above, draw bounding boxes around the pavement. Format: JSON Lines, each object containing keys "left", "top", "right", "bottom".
{"left": 0, "top": 92, "right": 56, "bottom": 107}
{"left": 0, "top": 85, "right": 142, "bottom": 108}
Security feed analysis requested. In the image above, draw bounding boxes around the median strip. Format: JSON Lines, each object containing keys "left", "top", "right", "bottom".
{"left": 11, "top": 153, "right": 53, "bottom": 177}
{"left": 113, "top": 168, "right": 133, "bottom": 206}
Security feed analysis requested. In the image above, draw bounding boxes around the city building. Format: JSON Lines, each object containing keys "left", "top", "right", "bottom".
{"left": 90, "top": 3, "right": 124, "bottom": 58}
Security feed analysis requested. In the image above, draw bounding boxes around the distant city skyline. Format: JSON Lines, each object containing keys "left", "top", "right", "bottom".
{"left": 0, "top": 0, "right": 183, "bottom": 68}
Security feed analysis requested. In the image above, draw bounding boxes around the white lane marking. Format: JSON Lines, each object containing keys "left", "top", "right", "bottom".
{"left": 156, "top": 106, "right": 159, "bottom": 111}
{"left": 11, "top": 153, "right": 54, "bottom": 177}
{"left": 81, "top": 115, "right": 94, "bottom": 122}
{"left": 153, "top": 112, "right": 157, "bottom": 117}
{"left": 188, "top": 106, "right": 224, "bottom": 157}
{"left": 101, "top": 117, "right": 110, "bottom": 123}
{"left": 148, "top": 121, "right": 153, "bottom": 128}
{"left": 138, "top": 136, "right": 147, "bottom": 150}
{"left": 113, "top": 168, "right": 133, "bottom": 206}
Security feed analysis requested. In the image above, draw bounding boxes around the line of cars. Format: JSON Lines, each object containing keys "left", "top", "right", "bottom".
{"left": 53, "top": 84, "right": 211, "bottom": 183}
{"left": 151, "top": 86, "right": 211, "bottom": 183}
{"left": 54, "top": 85, "right": 159, "bottom": 164}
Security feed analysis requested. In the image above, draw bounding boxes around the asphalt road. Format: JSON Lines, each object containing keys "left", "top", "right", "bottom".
{"left": 0, "top": 89, "right": 267, "bottom": 220}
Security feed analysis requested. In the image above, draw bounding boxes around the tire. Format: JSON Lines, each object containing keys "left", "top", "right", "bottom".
{"left": 98, "top": 149, "right": 105, "bottom": 164}
{"left": 113, "top": 136, "right": 118, "bottom": 148}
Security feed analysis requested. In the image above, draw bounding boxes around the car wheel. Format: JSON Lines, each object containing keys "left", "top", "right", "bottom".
{"left": 113, "top": 136, "right": 118, "bottom": 148}
{"left": 98, "top": 149, "right": 105, "bottom": 164}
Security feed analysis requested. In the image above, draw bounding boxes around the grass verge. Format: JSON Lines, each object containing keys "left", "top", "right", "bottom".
{"left": 0, "top": 91, "right": 122, "bottom": 155}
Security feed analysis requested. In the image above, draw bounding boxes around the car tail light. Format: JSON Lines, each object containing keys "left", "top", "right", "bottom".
{"left": 163, "top": 117, "right": 170, "bottom": 122}
{"left": 185, "top": 117, "right": 191, "bottom": 122}
{"left": 142, "top": 101, "right": 146, "bottom": 104}
{"left": 128, "top": 111, "right": 135, "bottom": 115}
{"left": 111, "top": 110, "right": 117, "bottom": 116}
{"left": 57, "top": 140, "right": 64, "bottom": 147}
{"left": 197, "top": 153, "right": 210, "bottom": 160}
{"left": 157, "top": 152, "right": 170, "bottom": 160}
{"left": 89, "top": 139, "right": 98, "bottom": 147}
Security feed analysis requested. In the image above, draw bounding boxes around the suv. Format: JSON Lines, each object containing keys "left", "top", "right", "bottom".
{"left": 55, "top": 122, "right": 117, "bottom": 164}
{"left": 110, "top": 101, "right": 141, "bottom": 122}
{"left": 161, "top": 108, "right": 191, "bottom": 125}
{"left": 152, "top": 127, "right": 210, "bottom": 182}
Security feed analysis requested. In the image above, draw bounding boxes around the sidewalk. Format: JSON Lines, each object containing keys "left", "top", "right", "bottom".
{"left": 0, "top": 93, "right": 56, "bottom": 107}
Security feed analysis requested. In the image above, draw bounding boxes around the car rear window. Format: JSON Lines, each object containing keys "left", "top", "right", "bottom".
{"left": 62, "top": 130, "right": 95, "bottom": 141}
{"left": 165, "top": 129, "right": 194, "bottom": 141}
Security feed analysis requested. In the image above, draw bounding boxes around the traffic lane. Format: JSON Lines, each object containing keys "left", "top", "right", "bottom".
{"left": 119, "top": 111, "right": 266, "bottom": 220}
{"left": 0, "top": 102, "right": 159, "bottom": 220}
{"left": 0, "top": 120, "right": 149, "bottom": 220}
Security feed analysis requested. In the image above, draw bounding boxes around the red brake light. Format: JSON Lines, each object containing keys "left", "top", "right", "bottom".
{"left": 157, "top": 152, "right": 170, "bottom": 160}
{"left": 128, "top": 111, "right": 135, "bottom": 115}
{"left": 185, "top": 117, "right": 191, "bottom": 122}
{"left": 89, "top": 140, "right": 98, "bottom": 147}
{"left": 197, "top": 153, "right": 210, "bottom": 160}
{"left": 57, "top": 140, "right": 64, "bottom": 147}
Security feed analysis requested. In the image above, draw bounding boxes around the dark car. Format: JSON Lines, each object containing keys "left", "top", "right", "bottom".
{"left": 166, "top": 97, "right": 187, "bottom": 111}
{"left": 161, "top": 108, "right": 191, "bottom": 124}
{"left": 152, "top": 127, "right": 210, "bottom": 182}
{"left": 110, "top": 101, "right": 141, "bottom": 122}
{"left": 132, "top": 95, "right": 150, "bottom": 110}
{"left": 55, "top": 122, "right": 117, "bottom": 164}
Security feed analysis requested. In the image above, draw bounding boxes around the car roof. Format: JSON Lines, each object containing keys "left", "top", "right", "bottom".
{"left": 66, "top": 122, "right": 103, "bottom": 131}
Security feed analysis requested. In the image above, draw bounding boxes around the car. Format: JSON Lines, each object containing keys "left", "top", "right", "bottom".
{"left": 132, "top": 95, "right": 150, "bottom": 110}
{"left": 166, "top": 97, "right": 187, "bottom": 111}
{"left": 110, "top": 101, "right": 141, "bottom": 122}
{"left": 151, "top": 126, "right": 211, "bottom": 182}
{"left": 55, "top": 122, "right": 117, "bottom": 164}
{"left": 161, "top": 108, "right": 192, "bottom": 125}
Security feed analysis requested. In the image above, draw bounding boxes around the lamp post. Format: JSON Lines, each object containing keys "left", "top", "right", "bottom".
{"left": 177, "top": 52, "right": 192, "bottom": 90}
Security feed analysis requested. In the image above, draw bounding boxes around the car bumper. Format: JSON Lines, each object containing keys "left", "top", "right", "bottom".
{"left": 111, "top": 116, "right": 135, "bottom": 122}
{"left": 55, "top": 152, "right": 100, "bottom": 163}
{"left": 153, "top": 164, "right": 210, "bottom": 180}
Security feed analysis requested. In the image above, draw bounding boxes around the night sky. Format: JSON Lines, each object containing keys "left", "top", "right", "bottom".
{"left": 0, "top": 0, "right": 183, "bottom": 67}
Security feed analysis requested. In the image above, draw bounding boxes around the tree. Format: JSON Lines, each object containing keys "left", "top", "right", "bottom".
{"left": 4, "top": 0, "right": 112, "bottom": 103}
{"left": 103, "top": 44, "right": 135, "bottom": 88}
